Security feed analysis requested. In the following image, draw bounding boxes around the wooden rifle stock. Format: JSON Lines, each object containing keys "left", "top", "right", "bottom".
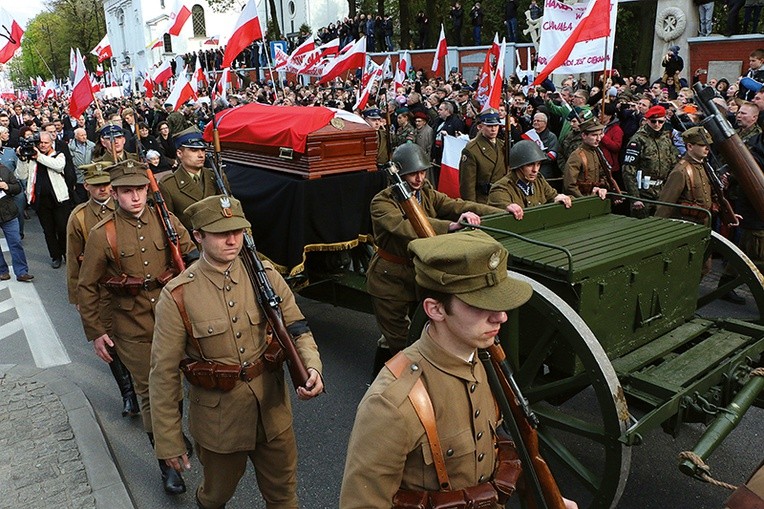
{"left": 208, "top": 119, "right": 310, "bottom": 391}
{"left": 384, "top": 163, "right": 437, "bottom": 238}
{"left": 703, "top": 160, "right": 739, "bottom": 227}
{"left": 146, "top": 170, "right": 186, "bottom": 274}
{"left": 595, "top": 146, "right": 622, "bottom": 195}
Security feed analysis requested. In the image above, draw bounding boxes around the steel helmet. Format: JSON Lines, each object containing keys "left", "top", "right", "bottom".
{"left": 391, "top": 143, "right": 431, "bottom": 176}
{"left": 509, "top": 140, "right": 547, "bottom": 170}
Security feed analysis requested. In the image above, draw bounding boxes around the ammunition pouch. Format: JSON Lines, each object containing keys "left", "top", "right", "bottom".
{"left": 577, "top": 181, "right": 594, "bottom": 196}
{"left": 99, "top": 268, "right": 177, "bottom": 296}
{"left": 678, "top": 202, "right": 709, "bottom": 223}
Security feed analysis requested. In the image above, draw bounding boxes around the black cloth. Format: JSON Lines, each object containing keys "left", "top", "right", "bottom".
{"left": 225, "top": 163, "right": 386, "bottom": 271}
{"left": 0, "top": 164, "right": 21, "bottom": 223}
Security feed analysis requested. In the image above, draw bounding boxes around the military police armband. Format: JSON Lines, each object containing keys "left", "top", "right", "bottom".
{"left": 623, "top": 142, "right": 640, "bottom": 165}
{"left": 287, "top": 319, "right": 311, "bottom": 338}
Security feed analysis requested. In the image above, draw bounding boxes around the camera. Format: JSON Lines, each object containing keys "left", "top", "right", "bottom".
{"left": 17, "top": 135, "right": 40, "bottom": 161}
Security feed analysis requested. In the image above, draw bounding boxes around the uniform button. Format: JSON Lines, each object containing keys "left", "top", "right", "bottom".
{"left": 477, "top": 431, "right": 483, "bottom": 440}
{"left": 141, "top": 247, "right": 146, "bottom": 252}
{"left": 235, "top": 332, "right": 241, "bottom": 338}
{"left": 144, "top": 261, "right": 149, "bottom": 266}
{"left": 208, "top": 327, "right": 213, "bottom": 333}
{"left": 411, "top": 363, "right": 419, "bottom": 372}
{"left": 470, "top": 384, "right": 476, "bottom": 393}
{"left": 150, "top": 298, "right": 155, "bottom": 303}
{"left": 474, "top": 409, "right": 481, "bottom": 418}
{"left": 228, "top": 301, "right": 235, "bottom": 307}
{"left": 137, "top": 224, "right": 141, "bottom": 229}
{"left": 478, "top": 453, "right": 485, "bottom": 461}
{"left": 232, "top": 316, "right": 238, "bottom": 323}
{"left": 239, "top": 347, "right": 245, "bottom": 353}
{"left": 120, "top": 251, "right": 125, "bottom": 256}
{"left": 446, "top": 448, "right": 454, "bottom": 457}
{"left": 139, "top": 236, "right": 144, "bottom": 241}
{"left": 225, "top": 285, "right": 231, "bottom": 291}
{"left": 479, "top": 475, "right": 485, "bottom": 483}
{"left": 146, "top": 274, "right": 151, "bottom": 279}
{"left": 188, "top": 273, "right": 194, "bottom": 278}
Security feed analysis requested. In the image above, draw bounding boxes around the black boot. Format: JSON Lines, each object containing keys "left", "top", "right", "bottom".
{"left": 179, "top": 401, "right": 193, "bottom": 458}
{"left": 148, "top": 433, "right": 187, "bottom": 495}
{"left": 718, "top": 275, "right": 747, "bottom": 305}
{"left": 108, "top": 352, "right": 140, "bottom": 417}
{"left": 370, "top": 347, "right": 395, "bottom": 383}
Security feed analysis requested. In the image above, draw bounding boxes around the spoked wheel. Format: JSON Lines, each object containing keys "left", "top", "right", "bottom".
{"left": 698, "top": 231, "right": 764, "bottom": 319}
{"left": 501, "top": 272, "right": 631, "bottom": 509}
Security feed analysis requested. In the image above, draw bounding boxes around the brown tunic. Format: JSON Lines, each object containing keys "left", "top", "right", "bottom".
{"left": 655, "top": 156, "right": 713, "bottom": 225}
{"left": 158, "top": 165, "right": 230, "bottom": 233}
{"left": 459, "top": 132, "right": 507, "bottom": 203}
{"left": 66, "top": 197, "right": 115, "bottom": 305}
{"left": 488, "top": 170, "right": 558, "bottom": 209}
{"left": 563, "top": 144, "right": 607, "bottom": 198}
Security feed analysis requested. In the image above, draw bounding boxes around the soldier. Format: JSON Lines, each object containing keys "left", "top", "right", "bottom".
{"left": 563, "top": 118, "right": 611, "bottom": 199}
{"left": 158, "top": 127, "right": 229, "bottom": 233}
{"left": 622, "top": 105, "right": 680, "bottom": 217}
{"left": 364, "top": 108, "right": 391, "bottom": 166}
{"left": 94, "top": 124, "right": 140, "bottom": 164}
{"left": 341, "top": 230, "right": 578, "bottom": 509}
{"left": 76, "top": 160, "right": 196, "bottom": 495}
{"left": 66, "top": 162, "right": 139, "bottom": 418}
{"left": 459, "top": 109, "right": 507, "bottom": 203}
{"left": 366, "top": 143, "right": 504, "bottom": 377}
{"left": 488, "top": 140, "right": 572, "bottom": 219}
{"left": 150, "top": 195, "right": 323, "bottom": 509}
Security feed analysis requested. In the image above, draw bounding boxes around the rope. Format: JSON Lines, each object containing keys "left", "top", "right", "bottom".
{"left": 678, "top": 451, "right": 738, "bottom": 491}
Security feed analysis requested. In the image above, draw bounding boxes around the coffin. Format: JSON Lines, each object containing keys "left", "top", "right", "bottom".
{"left": 204, "top": 103, "right": 378, "bottom": 179}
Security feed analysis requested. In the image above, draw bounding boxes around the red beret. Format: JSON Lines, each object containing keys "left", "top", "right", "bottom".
{"left": 414, "top": 111, "right": 428, "bottom": 120}
{"left": 645, "top": 105, "right": 666, "bottom": 119}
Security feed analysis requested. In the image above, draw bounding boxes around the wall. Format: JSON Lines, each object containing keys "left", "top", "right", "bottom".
{"left": 688, "top": 35, "right": 764, "bottom": 84}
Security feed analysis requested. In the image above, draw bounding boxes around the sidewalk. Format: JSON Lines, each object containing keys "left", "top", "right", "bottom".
{"left": 0, "top": 364, "right": 134, "bottom": 509}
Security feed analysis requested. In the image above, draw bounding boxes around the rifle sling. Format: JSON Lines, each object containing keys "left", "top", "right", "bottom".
{"left": 386, "top": 352, "right": 452, "bottom": 490}
{"left": 170, "top": 284, "right": 210, "bottom": 362}
{"left": 104, "top": 219, "right": 121, "bottom": 272}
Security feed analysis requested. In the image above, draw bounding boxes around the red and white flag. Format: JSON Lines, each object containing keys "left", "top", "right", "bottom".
{"left": 165, "top": 67, "right": 196, "bottom": 111}
{"left": 204, "top": 35, "right": 220, "bottom": 45}
{"left": 318, "top": 37, "right": 340, "bottom": 58}
{"left": 354, "top": 60, "right": 383, "bottom": 111}
{"left": 483, "top": 38, "right": 505, "bottom": 111}
{"left": 221, "top": 0, "right": 263, "bottom": 69}
{"left": 147, "top": 38, "right": 164, "bottom": 50}
{"left": 431, "top": 24, "right": 448, "bottom": 76}
{"left": 0, "top": 8, "right": 24, "bottom": 64}
{"left": 152, "top": 60, "right": 174, "bottom": 85}
{"left": 90, "top": 74, "right": 101, "bottom": 93}
{"left": 489, "top": 33, "right": 501, "bottom": 62}
{"left": 274, "top": 47, "right": 289, "bottom": 70}
{"left": 142, "top": 76, "right": 154, "bottom": 98}
{"left": 192, "top": 55, "right": 206, "bottom": 91}
{"left": 476, "top": 50, "right": 492, "bottom": 106}
{"left": 394, "top": 58, "right": 407, "bottom": 94}
{"left": 319, "top": 36, "right": 366, "bottom": 84}
{"left": 438, "top": 135, "right": 468, "bottom": 199}
{"left": 70, "top": 48, "right": 95, "bottom": 118}
{"left": 90, "top": 33, "right": 112, "bottom": 63}
{"left": 521, "top": 129, "right": 544, "bottom": 150}
{"left": 533, "top": 0, "right": 613, "bottom": 85}
{"left": 166, "top": 1, "right": 192, "bottom": 36}
{"left": 289, "top": 38, "right": 315, "bottom": 62}
{"left": 96, "top": 63, "right": 104, "bottom": 76}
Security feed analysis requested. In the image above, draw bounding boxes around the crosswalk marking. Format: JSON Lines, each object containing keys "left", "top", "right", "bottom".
{"left": 0, "top": 318, "right": 23, "bottom": 339}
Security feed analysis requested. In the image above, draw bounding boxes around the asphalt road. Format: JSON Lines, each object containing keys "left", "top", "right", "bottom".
{"left": 1, "top": 216, "right": 761, "bottom": 509}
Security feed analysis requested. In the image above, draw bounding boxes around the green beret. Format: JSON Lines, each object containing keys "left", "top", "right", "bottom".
{"left": 408, "top": 230, "right": 532, "bottom": 312}
{"left": 185, "top": 195, "right": 251, "bottom": 233}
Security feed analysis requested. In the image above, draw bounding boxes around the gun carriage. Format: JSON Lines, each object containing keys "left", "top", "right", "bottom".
{"left": 209, "top": 102, "right": 764, "bottom": 509}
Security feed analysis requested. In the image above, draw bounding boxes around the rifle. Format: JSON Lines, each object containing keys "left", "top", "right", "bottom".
{"left": 389, "top": 163, "right": 563, "bottom": 509}
{"left": 504, "top": 101, "right": 512, "bottom": 169}
{"left": 703, "top": 159, "right": 739, "bottom": 227}
{"left": 208, "top": 117, "right": 310, "bottom": 391}
{"left": 594, "top": 146, "right": 622, "bottom": 194}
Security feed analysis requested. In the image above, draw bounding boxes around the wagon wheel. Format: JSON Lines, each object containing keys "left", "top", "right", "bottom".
{"left": 698, "top": 231, "right": 764, "bottom": 319}
{"left": 407, "top": 271, "right": 631, "bottom": 509}
{"left": 502, "top": 271, "right": 631, "bottom": 509}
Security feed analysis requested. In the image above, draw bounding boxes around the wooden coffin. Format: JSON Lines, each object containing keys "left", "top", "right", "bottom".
{"left": 219, "top": 119, "right": 379, "bottom": 179}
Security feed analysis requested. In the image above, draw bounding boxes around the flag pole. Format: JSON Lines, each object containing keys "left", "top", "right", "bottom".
{"left": 599, "top": 35, "right": 608, "bottom": 123}
{"left": 261, "top": 43, "right": 284, "bottom": 103}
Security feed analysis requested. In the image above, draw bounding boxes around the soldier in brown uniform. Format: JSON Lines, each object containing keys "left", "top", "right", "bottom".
{"left": 66, "top": 162, "right": 139, "bottom": 418}
{"left": 488, "top": 140, "right": 572, "bottom": 219}
{"left": 77, "top": 160, "right": 197, "bottom": 495}
{"left": 341, "top": 230, "right": 578, "bottom": 509}
{"left": 367, "top": 143, "right": 504, "bottom": 376}
{"left": 459, "top": 109, "right": 507, "bottom": 203}
{"left": 93, "top": 124, "right": 140, "bottom": 164}
{"left": 364, "top": 107, "right": 391, "bottom": 166}
{"left": 563, "top": 118, "right": 611, "bottom": 199}
{"left": 149, "top": 195, "right": 323, "bottom": 509}
{"left": 158, "top": 127, "right": 230, "bottom": 233}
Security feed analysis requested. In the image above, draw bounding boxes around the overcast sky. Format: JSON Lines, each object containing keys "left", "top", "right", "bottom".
{"left": 11, "top": 2, "right": 47, "bottom": 27}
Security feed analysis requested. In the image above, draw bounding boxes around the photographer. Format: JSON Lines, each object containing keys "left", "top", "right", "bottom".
{"left": 449, "top": 2, "right": 464, "bottom": 46}
{"left": 471, "top": 2, "right": 484, "bottom": 45}
{"left": 27, "top": 132, "right": 71, "bottom": 269}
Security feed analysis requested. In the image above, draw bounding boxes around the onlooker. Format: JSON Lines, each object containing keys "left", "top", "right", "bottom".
{"left": 416, "top": 11, "right": 430, "bottom": 49}
{"left": 471, "top": 2, "right": 484, "bottom": 46}
{"left": 739, "top": 49, "right": 764, "bottom": 100}
{"left": 0, "top": 162, "right": 33, "bottom": 282}
{"left": 68, "top": 127, "right": 95, "bottom": 203}
{"left": 506, "top": 0, "right": 519, "bottom": 42}
{"left": 727, "top": 0, "right": 746, "bottom": 36}
{"left": 531, "top": 112, "right": 560, "bottom": 179}
{"left": 744, "top": 0, "right": 764, "bottom": 33}
{"left": 698, "top": 0, "right": 715, "bottom": 36}
{"left": 450, "top": 2, "right": 464, "bottom": 46}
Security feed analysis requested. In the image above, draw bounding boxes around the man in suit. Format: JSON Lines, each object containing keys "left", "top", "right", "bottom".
{"left": 459, "top": 109, "right": 507, "bottom": 203}
{"left": 158, "top": 127, "right": 230, "bottom": 233}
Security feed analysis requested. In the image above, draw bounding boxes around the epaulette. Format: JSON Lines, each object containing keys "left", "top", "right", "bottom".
{"left": 378, "top": 352, "right": 426, "bottom": 408}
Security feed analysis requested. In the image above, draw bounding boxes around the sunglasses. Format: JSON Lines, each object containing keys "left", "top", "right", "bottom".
{"left": 649, "top": 118, "right": 666, "bottom": 124}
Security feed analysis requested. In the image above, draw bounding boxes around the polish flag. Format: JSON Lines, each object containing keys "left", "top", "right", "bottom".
{"left": 489, "top": 33, "right": 501, "bottom": 62}
{"left": 394, "top": 59, "right": 406, "bottom": 94}
{"left": 361, "top": 59, "right": 381, "bottom": 88}
{"left": 318, "top": 37, "right": 340, "bottom": 58}
{"left": 165, "top": 67, "right": 196, "bottom": 111}
{"left": 147, "top": 38, "right": 164, "bottom": 50}
{"left": 483, "top": 38, "right": 505, "bottom": 111}
{"left": 216, "top": 67, "right": 231, "bottom": 102}
{"left": 166, "top": 1, "right": 192, "bottom": 36}
{"left": 90, "top": 74, "right": 101, "bottom": 93}
{"left": 0, "top": 8, "right": 24, "bottom": 64}
{"left": 438, "top": 135, "right": 468, "bottom": 199}
{"left": 533, "top": 0, "right": 613, "bottom": 85}
{"left": 90, "top": 33, "right": 112, "bottom": 63}
{"left": 221, "top": 0, "right": 264, "bottom": 69}
{"left": 142, "top": 76, "right": 154, "bottom": 98}
{"left": 431, "top": 24, "right": 447, "bottom": 76}
{"left": 152, "top": 60, "right": 173, "bottom": 85}
{"left": 70, "top": 49, "right": 95, "bottom": 118}
{"left": 290, "top": 38, "right": 315, "bottom": 62}
{"left": 521, "top": 128, "right": 545, "bottom": 150}
{"left": 274, "top": 47, "right": 289, "bottom": 70}
{"left": 354, "top": 61, "right": 383, "bottom": 110}
{"left": 293, "top": 48, "right": 323, "bottom": 74}
{"left": 318, "top": 36, "right": 366, "bottom": 84}
{"left": 193, "top": 55, "right": 206, "bottom": 90}
{"left": 476, "top": 49, "right": 492, "bottom": 106}
{"left": 96, "top": 63, "right": 104, "bottom": 76}
{"left": 204, "top": 35, "right": 220, "bottom": 45}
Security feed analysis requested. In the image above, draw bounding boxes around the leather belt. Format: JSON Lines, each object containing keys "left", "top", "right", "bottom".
{"left": 376, "top": 247, "right": 414, "bottom": 266}
{"left": 142, "top": 278, "right": 164, "bottom": 291}
{"left": 239, "top": 359, "right": 266, "bottom": 382}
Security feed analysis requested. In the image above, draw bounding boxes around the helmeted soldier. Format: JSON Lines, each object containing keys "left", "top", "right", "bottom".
{"left": 621, "top": 105, "right": 680, "bottom": 217}
{"left": 459, "top": 108, "right": 508, "bottom": 203}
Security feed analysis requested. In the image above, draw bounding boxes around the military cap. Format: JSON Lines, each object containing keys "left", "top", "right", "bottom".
{"left": 100, "top": 124, "right": 125, "bottom": 138}
{"left": 408, "top": 230, "right": 532, "bottom": 312}
{"left": 79, "top": 162, "right": 111, "bottom": 185}
{"left": 645, "top": 105, "right": 667, "bottom": 119}
{"left": 362, "top": 108, "right": 382, "bottom": 119}
{"left": 579, "top": 117, "right": 605, "bottom": 132}
{"left": 478, "top": 108, "right": 502, "bottom": 126}
{"left": 681, "top": 126, "right": 713, "bottom": 146}
{"left": 185, "top": 194, "right": 251, "bottom": 233}
{"left": 109, "top": 160, "right": 150, "bottom": 187}
{"left": 173, "top": 127, "right": 207, "bottom": 149}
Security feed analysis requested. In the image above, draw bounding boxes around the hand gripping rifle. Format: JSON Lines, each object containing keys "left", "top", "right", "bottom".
{"left": 693, "top": 82, "right": 764, "bottom": 220}
{"left": 388, "top": 166, "right": 562, "bottom": 509}
{"left": 704, "top": 159, "right": 739, "bottom": 227}
{"left": 208, "top": 117, "right": 310, "bottom": 391}
{"left": 594, "top": 146, "right": 622, "bottom": 195}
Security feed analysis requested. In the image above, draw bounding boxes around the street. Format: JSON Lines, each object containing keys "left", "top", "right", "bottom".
{"left": 1, "top": 217, "right": 761, "bottom": 509}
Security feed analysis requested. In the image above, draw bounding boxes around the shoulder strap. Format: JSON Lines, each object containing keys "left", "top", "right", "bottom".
{"left": 75, "top": 208, "right": 88, "bottom": 243}
{"left": 104, "top": 218, "right": 121, "bottom": 272}
{"left": 386, "top": 352, "right": 452, "bottom": 490}
{"left": 679, "top": 159, "right": 696, "bottom": 202}
{"left": 575, "top": 148, "right": 589, "bottom": 180}
{"left": 170, "top": 284, "right": 209, "bottom": 361}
